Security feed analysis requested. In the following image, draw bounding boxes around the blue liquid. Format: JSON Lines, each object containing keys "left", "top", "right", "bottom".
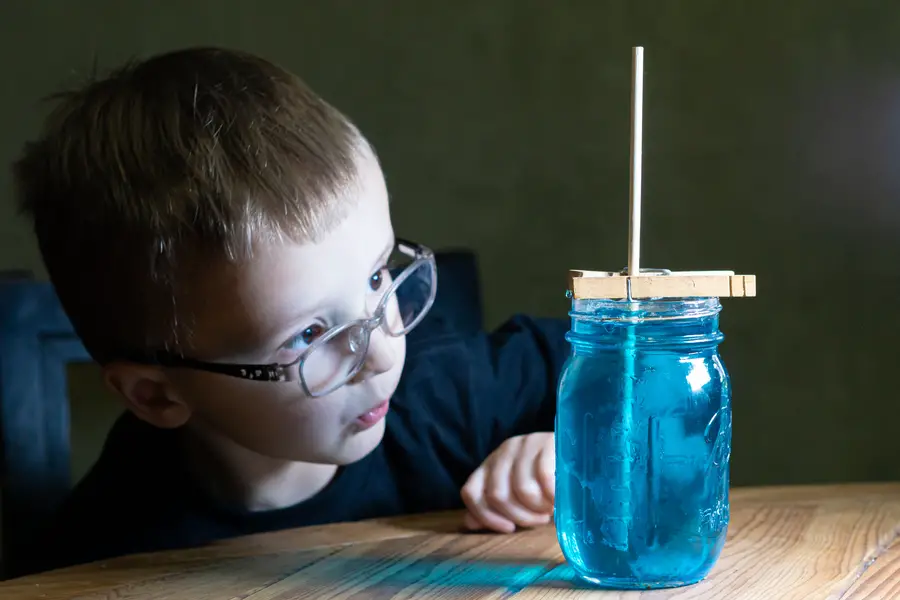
{"left": 555, "top": 299, "right": 731, "bottom": 589}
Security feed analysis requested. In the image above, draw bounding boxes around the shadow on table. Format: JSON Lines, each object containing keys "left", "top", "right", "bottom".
{"left": 285, "top": 554, "right": 598, "bottom": 592}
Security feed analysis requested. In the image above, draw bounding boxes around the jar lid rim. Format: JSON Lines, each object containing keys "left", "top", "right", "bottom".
{"left": 569, "top": 296, "right": 723, "bottom": 322}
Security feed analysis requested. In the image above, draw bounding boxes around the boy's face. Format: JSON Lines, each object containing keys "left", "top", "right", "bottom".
{"left": 150, "top": 157, "right": 406, "bottom": 466}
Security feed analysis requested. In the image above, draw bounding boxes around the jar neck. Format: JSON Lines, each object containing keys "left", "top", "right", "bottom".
{"left": 567, "top": 297, "right": 724, "bottom": 351}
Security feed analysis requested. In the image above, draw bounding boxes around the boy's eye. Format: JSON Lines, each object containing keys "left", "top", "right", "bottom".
{"left": 289, "top": 324, "right": 325, "bottom": 349}
{"left": 369, "top": 269, "right": 385, "bottom": 292}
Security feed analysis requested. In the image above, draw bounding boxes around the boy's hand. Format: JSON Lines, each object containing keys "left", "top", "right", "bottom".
{"left": 461, "top": 432, "right": 555, "bottom": 533}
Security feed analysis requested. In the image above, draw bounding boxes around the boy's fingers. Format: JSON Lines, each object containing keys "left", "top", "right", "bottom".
{"left": 463, "top": 511, "right": 482, "bottom": 531}
{"left": 536, "top": 438, "right": 556, "bottom": 504}
{"left": 485, "top": 450, "right": 550, "bottom": 528}
{"left": 512, "top": 441, "right": 553, "bottom": 513}
{"left": 461, "top": 467, "right": 516, "bottom": 533}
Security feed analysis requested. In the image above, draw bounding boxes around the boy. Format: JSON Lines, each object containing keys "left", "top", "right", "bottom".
{"left": 12, "top": 47, "right": 569, "bottom": 576}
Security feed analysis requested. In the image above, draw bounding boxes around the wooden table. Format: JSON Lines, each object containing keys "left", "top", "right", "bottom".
{"left": 2, "top": 483, "right": 899, "bottom": 599}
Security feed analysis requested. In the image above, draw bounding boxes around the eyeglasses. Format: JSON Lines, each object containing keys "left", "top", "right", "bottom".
{"left": 143, "top": 239, "right": 437, "bottom": 397}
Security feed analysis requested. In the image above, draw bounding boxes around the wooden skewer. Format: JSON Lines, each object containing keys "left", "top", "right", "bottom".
{"left": 628, "top": 46, "right": 644, "bottom": 279}
{"left": 610, "top": 45, "right": 647, "bottom": 553}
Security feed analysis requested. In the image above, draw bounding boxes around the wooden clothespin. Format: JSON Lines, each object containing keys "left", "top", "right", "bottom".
{"left": 569, "top": 269, "right": 757, "bottom": 300}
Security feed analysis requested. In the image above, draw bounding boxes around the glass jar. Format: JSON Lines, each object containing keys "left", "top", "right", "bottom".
{"left": 555, "top": 296, "right": 731, "bottom": 589}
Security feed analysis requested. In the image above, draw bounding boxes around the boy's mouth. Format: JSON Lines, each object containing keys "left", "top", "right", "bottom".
{"left": 355, "top": 400, "right": 390, "bottom": 430}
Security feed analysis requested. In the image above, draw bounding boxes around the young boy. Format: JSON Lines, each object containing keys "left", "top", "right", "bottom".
{"left": 12, "top": 47, "right": 569, "bottom": 576}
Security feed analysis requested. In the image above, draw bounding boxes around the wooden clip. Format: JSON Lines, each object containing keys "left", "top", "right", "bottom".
{"left": 568, "top": 269, "right": 757, "bottom": 300}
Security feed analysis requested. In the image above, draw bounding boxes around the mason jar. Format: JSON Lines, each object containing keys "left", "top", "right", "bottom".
{"left": 555, "top": 296, "right": 731, "bottom": 589}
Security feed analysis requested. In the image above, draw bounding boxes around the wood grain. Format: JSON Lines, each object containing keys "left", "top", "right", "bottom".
{"left": 841, "top": 532, "right": 900, "bottom": 599}
{"left": 1, "top": 484, "right": 898, "bottom": 599}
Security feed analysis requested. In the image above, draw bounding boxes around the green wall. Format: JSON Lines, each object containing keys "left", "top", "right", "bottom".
{"left": 2, "top": 1, "right": 899, "bottom": 488}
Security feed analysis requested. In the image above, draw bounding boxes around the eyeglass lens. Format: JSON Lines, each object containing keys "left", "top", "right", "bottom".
{"left": 301, "top": 251, "right": 435, "bottom": 395}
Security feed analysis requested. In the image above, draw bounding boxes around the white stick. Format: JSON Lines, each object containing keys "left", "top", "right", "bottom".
{"left": 613, "top": 46, "right": 644, "bottom": 553}
{"left": 628, "top": 46, "right": 644, "bottom": 278}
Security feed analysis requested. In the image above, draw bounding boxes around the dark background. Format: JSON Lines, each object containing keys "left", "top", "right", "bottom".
{"left": 1, "top": 0, "right": 898, "bottom": 490}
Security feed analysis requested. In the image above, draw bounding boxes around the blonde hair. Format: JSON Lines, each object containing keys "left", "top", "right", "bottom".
{"left": 14, "top": 47, "right": 372, "bottom": 362}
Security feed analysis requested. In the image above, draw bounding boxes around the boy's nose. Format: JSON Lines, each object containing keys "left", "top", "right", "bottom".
{"left": 353, "top": 329, "right": 396, "bottom": 382}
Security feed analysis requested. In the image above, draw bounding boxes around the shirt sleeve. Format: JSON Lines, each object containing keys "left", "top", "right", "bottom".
{"left": 398, "top": 313, "right": 570, "bottom": 474}
{"left": 473, "top": 314, "right": 570, "bottom": 446}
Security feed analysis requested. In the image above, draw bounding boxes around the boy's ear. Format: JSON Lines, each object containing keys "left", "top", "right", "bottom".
{"left": 102, "top": 363, "right": 191, "bottom": 429}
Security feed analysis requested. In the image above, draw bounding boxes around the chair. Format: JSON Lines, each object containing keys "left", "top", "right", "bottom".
{"left": 0, "top": 249, "right": 482, "bottom": 578}
{"left": 426, "top": 249, "right": 484, "bottom": 336}
{"left": 0, "top": 273, "right": 90, "bottom": 578}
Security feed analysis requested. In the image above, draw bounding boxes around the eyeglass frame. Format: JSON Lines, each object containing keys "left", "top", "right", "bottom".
{"left": 134, "top": 238, "right": 437, "bottom": 397}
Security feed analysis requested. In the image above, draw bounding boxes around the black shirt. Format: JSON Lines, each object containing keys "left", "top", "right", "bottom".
{"left": 20, "top": 313, "right": 570, "bottom": 575}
